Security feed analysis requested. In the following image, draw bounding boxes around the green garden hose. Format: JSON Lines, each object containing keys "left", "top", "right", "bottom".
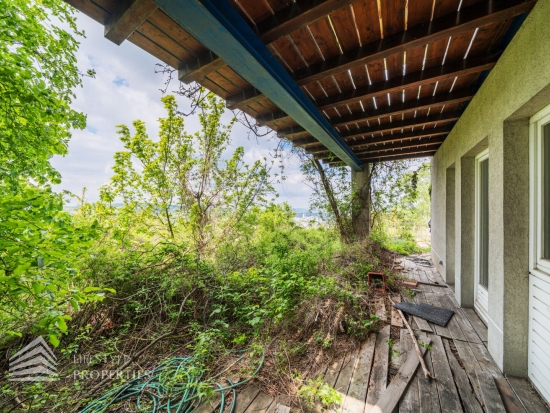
{"left": 80, "top": 350, "right": 264, "bottom": 413}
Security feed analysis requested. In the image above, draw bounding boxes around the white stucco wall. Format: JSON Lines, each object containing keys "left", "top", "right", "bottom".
{"left": 431, "top": 0, "right": 550, "bottom": 376}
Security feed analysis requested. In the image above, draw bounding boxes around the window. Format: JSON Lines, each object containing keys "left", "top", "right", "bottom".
{"left": 474, "top": 149, "right": 489, "bottom": 320}
{"left": 530, "top": 105, "right": 550, "bottom": 274}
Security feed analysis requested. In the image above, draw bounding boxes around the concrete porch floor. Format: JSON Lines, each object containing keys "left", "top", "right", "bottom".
{"left": 197, "top": 255, "right": 550, "bottom": 413}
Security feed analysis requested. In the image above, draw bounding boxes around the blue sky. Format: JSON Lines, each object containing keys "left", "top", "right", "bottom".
{"left": 51, "top": 11, "right": 314, "bottom": 208}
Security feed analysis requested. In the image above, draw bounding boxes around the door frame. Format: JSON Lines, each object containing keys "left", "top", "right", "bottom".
{"left": 528, "top": 104, "right": 550, "bottom": 403}
{"left": 474, "top": 148, "right": 489, "bottom": 323}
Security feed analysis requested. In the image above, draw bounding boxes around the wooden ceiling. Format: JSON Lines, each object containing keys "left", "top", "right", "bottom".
{"left": 66, "top": 0, "right": 535, "bottom": 165}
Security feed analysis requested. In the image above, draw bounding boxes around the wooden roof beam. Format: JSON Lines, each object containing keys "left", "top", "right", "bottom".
{"left": 289, "top": 110, "right": 460, "bottom": 147}
{"left": 260, "top": 88, "right": 474, "bottom": 128}
{"left": 326, "top": 148, "right": 438, "bottom": 165}
{"left": 311, "top": 125, "right": 451, "bottom": 153}
{"left": 328, "top": 151, "right": 437, "bottom": 166}
{"left": 104, "top": 0, "right": 158, "bottom": 45}
{"left": 177, "top": 0, "right": 358, "bottom": 84}
{"left": 249, "top": 54, "right": 495, "bottom": 122}
{"left": 316, "top": 137, "right": 445, "bottom": 160}
{"left": 157, "top": 0, "right": 362, "bottom": 170}
{"left": 292, "top": 0, "right": 534, "bottom": 86}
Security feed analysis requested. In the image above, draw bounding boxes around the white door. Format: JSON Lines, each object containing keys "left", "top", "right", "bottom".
{"left": 528, "top": 105, "right": 550, "bottom": 404}
{"left": 474, "top": 149, "right": 489, "bottom": 323}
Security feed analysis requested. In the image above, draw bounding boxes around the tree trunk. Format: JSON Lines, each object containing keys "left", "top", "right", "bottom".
{"left": 351, "top": 165, "right": 372, "bottom": 240}
{"left": 313, "top": 159, "right": 351, "bottom": 242}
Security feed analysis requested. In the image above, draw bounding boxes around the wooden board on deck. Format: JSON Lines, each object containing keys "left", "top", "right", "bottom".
{"left": 398, "top": 329, "right": 421, "bottom": 413}
{"left": 374, "top": 297, "right": 388, "bottom": 322}
{"left": 475, "top": 369, "right": 506, "bottom": 413}
{"left": 430, "top": 335, "right": 463, "bottom": 412}
{"left": 235, "top": 386, "right": 261, "bottom": 413}
{"left": 341, "top": 334, "right": 377, "bottom": 413}
{"left": 374, "top": 335, "right": 430, "bottom": 413}
{"left": 391, "top": 295, "right": 404, "bottom": 327}
{"left": 365, "top": 325, "right": 390, "bottom": 412}
{"left": 443, "top": 339, "right": 484, "bottom": 413}
{"left": 506, "top": 376, "right": 550, "bottom": 413}
{"left": 462, "top": 308, "right": 488, "bottom": 343}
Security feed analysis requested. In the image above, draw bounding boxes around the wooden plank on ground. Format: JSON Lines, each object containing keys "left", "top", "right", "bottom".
{"left": 469, "top": 342, "right": 502, "bottom": 377}
{"left": 440, "top": 295, "right": 482, "bottom": 344}
{"left": 244, "top": 392, "right": 274, "bottom": 413}
{"left": 462, "top": 308, "right": 488, "bottom": 343}
{"left": 423, "top": 293, "right": 452, "bottom": 339}
{"left": 431, "top": 294, "right": 467, "bottom": 342}
{"left": 235, "top": 386, "right": 261, "bottom": 413}
{"left": 399, "top": 329, "right": 420, "bottom": 413}
{"left": 342, "top": 334, "right": 377, "bottom": 413}
{"left": 374, "top": 297, "right": 388, "bottom": 322}
{"left": 506, "top": 376, "right": 550, "bottom": 413}
{"left": 391, "top": 295, "right": 404, "bottom": 328}
{"left": 430, "top": 335, "right": 463, "bottom": 413}
{"left": 365, "top": 325, "right": 390, "bottom": 412}
{"left": 374, "top": 335, "right": 431, "bottom": 413}
{"left": 494, "top": 378, "right": 528, "bottom": 413}
{"left": 417, "top": 339, "right": 442, "bottom": 413}
{"left": 475, "top": 369, "right": 506, "bottom": 413}
{"left": 443, "top": 339, "right": 484, "bottom": 413}
{"left": 331, "top": 351, "right": 356, "bottom": 411}
{"left": 410, "top": 291, "right": 433, "bottom": 333}
{"left": 453, "top": 340, "right": 484, "bottom": 401}
{"left": 194, "top": 391, "right": 222, "bottom": 413}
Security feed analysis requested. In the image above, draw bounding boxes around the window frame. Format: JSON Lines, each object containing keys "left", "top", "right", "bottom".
{"left": 474, "top": 148, "right": 489, "bottom": 322}
{"left": 530, "top": 105, "right": 550, "bottom": 276}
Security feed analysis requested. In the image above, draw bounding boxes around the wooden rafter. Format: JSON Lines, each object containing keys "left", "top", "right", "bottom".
{"left": 291, "top": 0, "right": 534, "bottom": 86}
{"left": 260, "top": 89, "right": 474, "bottom": 128}
{"left": 316, "top": 137, "right": 445, "bottom": 160}
{"left": 105, "top": 0, "right": 158, "bottom": 45}
{"left": 243, "top": 54, "right": 496, "bottom": 121}
{"left": 328, "top": 151, "right": 437, "bottom": 166}
{"left": 177, "top": 0, "right": 358, "bottom": 84}
{"left": 289, "top": 110, "right": 460, "bottom": 146}
{"left": 345, "top": 126, "right": 450, "bottom": 149}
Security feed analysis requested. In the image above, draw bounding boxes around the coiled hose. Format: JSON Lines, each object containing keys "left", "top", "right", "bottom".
{"left": 80, "top": 350, "right": 264, "bottom": 413}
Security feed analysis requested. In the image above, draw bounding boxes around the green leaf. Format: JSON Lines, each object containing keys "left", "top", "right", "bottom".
{"left": 49, "top": 334, "right": 60, "bottom": 348}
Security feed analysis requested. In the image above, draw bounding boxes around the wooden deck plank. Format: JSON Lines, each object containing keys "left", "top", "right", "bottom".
{"left": 194, "top": 391, "right": 223, "bottom": 413}
{"left": 443, "top": 339, "right": 484, "bottom": 413}
{"left": 462, "top": 308, "right": 488, "bottom": 343}
{"left": 475, "top": 369, "right": 506, "bottom": 413}
{"left": 374, "top": 297, "right": 388, "bottom": 323}
{"left": 332, "top": 351, "right": 356, "bottom": 409}
{"left": 244, "top": 392, "right": 275, "bottom": 413}
{"left": 411, "top": 291, "right": 434, "bottom": 334}
{"left": 494, "top": 378, "right": 528, "bottom": 413}
{"left": 469, "top": 342, "right": 503, "bottom": 378}
{"left": 391, "top": 295, "right": 404, "bottom": 328}
{"left": 418, "top": 340, "right": 442, "bottom": 413}
{"left": 439, "top": 295, "right": 482, "bottom": 344}
{"left": 430, "top": 294, "right": 467, "bottom": 342}
{"left": 423, "top": 292, "right": 453, "bottom": 339}
{"left": 398, "top": 330, "right": 421, "bottom": 413}
{"left": 506, "top": 376, "right": 550, "bottom": 413}
{"left": 430, "top": 335, "right": 463, "bottom": 413}
{"left": 342, "top": 334, "right": 377, "bottom": 413}
{"left": 235, "top": 386, "right": 262, "bottom": 413}
{"left": 453, "top": 340, "right": 484, "bottom": 401}
{"left": 365, "top": 325, "right": 390, "bottom": 412}
{"left": 374, "top": 335, "right": 431, "bottom": 413}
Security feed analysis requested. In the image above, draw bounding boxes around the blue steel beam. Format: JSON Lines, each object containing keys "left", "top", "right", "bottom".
{"left": 152, "top": 0, "right": 363, "bottom": 171}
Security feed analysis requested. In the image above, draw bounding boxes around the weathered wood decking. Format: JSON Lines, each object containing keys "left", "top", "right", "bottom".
{"left": 202, "top": 255, "right": 550, "bottom": 413}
